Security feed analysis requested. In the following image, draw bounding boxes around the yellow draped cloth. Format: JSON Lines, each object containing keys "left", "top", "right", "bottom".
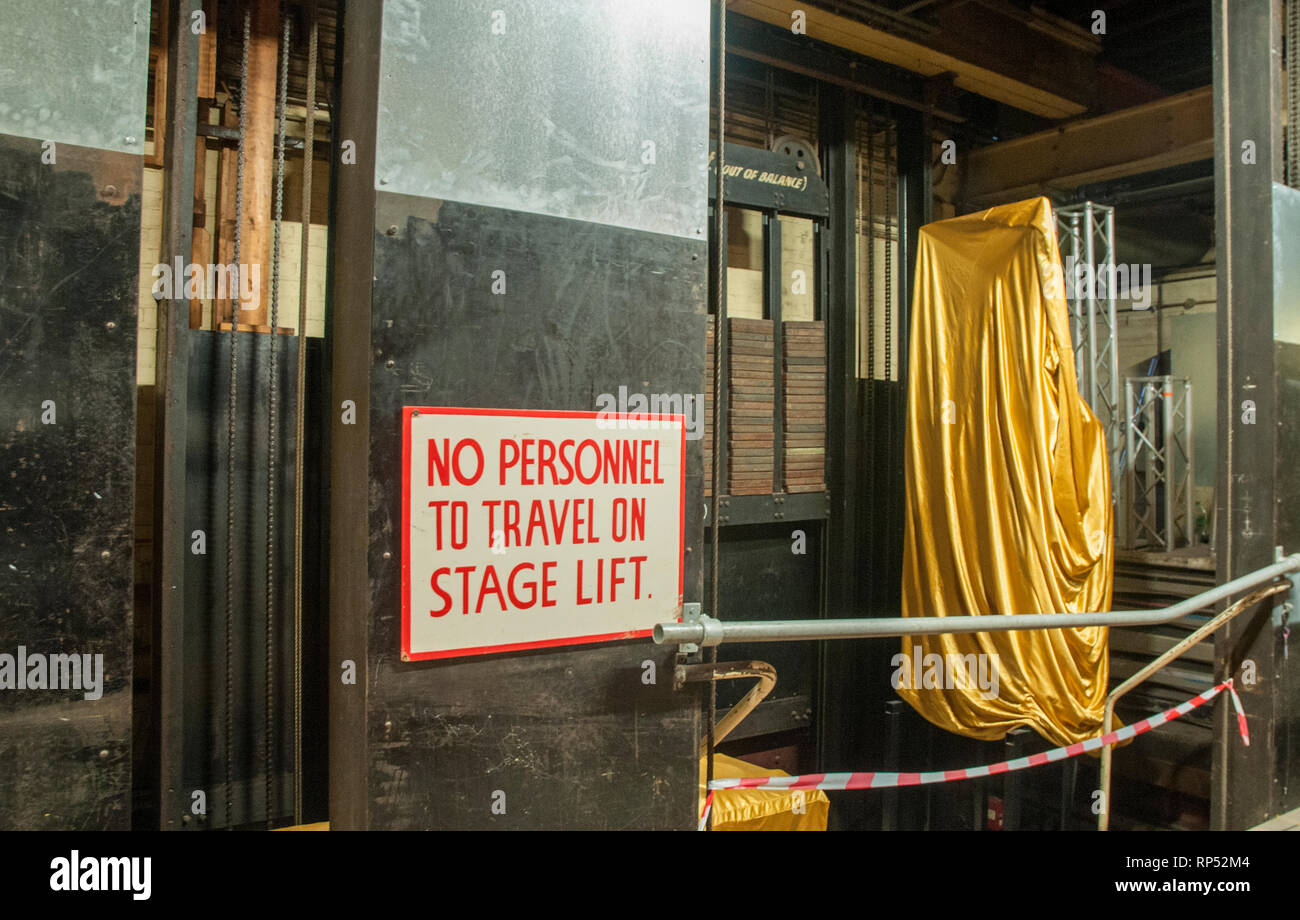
{"left": 700, "top": 754, "right": 829, "bottom": 831}
{"left": 897, "top": 197, "right": 1113, "bottom": 746}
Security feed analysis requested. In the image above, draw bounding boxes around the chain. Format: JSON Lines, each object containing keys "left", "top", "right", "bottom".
{"left": 706, "top": 0, "right": 727, "bottom": 831}
{"left": 884, "top": 122, "right": 894, "bottom": 381}
{"left": 264, "top": 5, "right": 290, "bottom": 830}
{"left": 226, "top": 4, "right": 250, "bottom": 831}
{"left": 866, "top": 104, "right": 875, "bottom": 383}
{"left": 293, "top": 0, "right": 319, "bottom": 829}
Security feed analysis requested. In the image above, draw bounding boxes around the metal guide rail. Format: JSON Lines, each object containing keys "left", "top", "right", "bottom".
{"left": 655, "top": 553, "right": 1300, "bottom": 647}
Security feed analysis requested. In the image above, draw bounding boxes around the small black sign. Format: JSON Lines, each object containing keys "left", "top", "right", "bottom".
{"left": 708, "top": 141, "right": 829, "bottom": 219}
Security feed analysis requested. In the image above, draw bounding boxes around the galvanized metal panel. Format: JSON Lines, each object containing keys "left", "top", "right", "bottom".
{"left": 1273, "top": 183, "right": 1300, "bottom": 346}
{"left": 0, "top": 0, "right": 149, "bottom": 155}
{"left": 375, "top": 0, "right": 710, "bottom": 240}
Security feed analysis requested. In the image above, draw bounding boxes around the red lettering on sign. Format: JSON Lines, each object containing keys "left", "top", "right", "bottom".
{"left": 429, "top": 438, "right": 484, "bottom": 486}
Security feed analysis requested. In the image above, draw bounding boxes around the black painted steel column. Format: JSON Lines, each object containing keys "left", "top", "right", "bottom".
{"left": 815, "top": 85, "right": 861, "bottom": 820}
{"left": 154, "top": 0, "right": 201, "bottom": 832}
{"left": 327, "top": 0, "right": 379, "bottom": 831}
{"left": 1210, "top": 0, "right": 1287, "bottom": 830}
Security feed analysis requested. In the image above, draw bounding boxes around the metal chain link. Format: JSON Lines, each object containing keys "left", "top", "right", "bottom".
{"left": 884, "top": 122, "right": 894, "bottom": 381}
{"left": 227, "top": 3, "right": 250, "bottom": 832}
{"left": 264, "top": 6, "right": 290, "bottom": 831}
{"left": 1289, "top": 0, "right": 1299, "bottom": 186}
{"left": 293, "top": 0, "right": 319, "bottom": 829}
{"left": 866, "top": 103, "right": 875, "bottom": 383}
{"left": 707, "top": 0, "right": 726, "bottom": 832}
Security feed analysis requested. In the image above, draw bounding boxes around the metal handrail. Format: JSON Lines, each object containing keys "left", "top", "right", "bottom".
{"left": 653, "top": 554, "right": 1300, "bottom": 646}
{"left": 1097, "top": 580, "right": 1291, "bottom": 830}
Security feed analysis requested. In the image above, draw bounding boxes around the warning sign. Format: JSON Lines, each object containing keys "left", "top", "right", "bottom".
{"left": 401, "top": 407, "right": 685, "bottom": 661}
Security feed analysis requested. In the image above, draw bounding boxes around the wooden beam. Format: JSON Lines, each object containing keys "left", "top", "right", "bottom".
{"left": 236, "top": 0, "right": 279, "bottom": 328}
{"left": 146, "top": 2, "right": 169, "bottom": 169}
{"left": 961, "top": 86, "right": 1213, "bottom": 209}
{"left": 728, "top": 0, "right": 1088, "bottom": 118}
{"left": 190, "top": 100, "right": 210, "bottom": 329}
{"left": 216, "top": 103, "right": 238, "bottom": 328}
{"left": 197, "top": 0, "right": 217, "bottom": 100}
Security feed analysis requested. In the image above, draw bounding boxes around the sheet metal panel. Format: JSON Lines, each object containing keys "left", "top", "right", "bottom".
{"left": 0, "top": 139, "right": 140, "bottom": 829}
{"left": 367, "top": 196, "right": 704, "bottom": 828}
{"left": 0, "top": 0, "right": 149, "bottom": 155}
{"left": 375, "top": 0, "right": 709, "bottom": 240}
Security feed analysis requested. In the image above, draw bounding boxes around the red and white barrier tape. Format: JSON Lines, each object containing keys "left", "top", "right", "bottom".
{"left": 698, "top": 792, "right": 713, "bottom": 831}
{"left": 704, "top": 679, "right": 1247, "bottom": 799}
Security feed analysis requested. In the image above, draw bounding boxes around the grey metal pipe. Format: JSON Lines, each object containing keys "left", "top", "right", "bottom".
{"left": 653, "top": 554, "right": 1300, "bottom": 647}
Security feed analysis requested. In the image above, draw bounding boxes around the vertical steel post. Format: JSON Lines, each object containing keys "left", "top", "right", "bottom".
{"left": 1185, "top": 379, "right": 1194, "bottom": 547}
{"left": 1163, "top": 374, "right": 1175, "bottom": 549}
{"left": 155, "top": 0, "right": 202, "bottom": 830}
{"left": 1125, "top": 379, "right": 1136, "bottom": 550}
{"left": 881, "top": 699, "right": 901, "bottom": 831}
{"left": 1084, "top": 202, "right": 1098, "bottom": 415}
{"left": 293, "top": 0, "right": 319, "bottom": 829}
{"left": 1104, "top": 206, "right": 1120, "bottom": 497}
{"left": 328, "top": 0, "right": 381, "bottom": 831}
{"left": 1002, "top": 727, "right": 1029, "bottom": 831}
{"left": 1067, "top": 212, "right": 1083, "bottom": 383}
{"left": 766, "top": 213, "right": 784, "bottom": 492}
{"left": 812, "top": 83, "right": 859, "bottom": 824}
{"left": 1211, "top": 0, "right": 1285, "bottom": 829}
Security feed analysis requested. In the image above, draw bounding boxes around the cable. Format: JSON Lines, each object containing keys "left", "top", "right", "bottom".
{"left": 707, "top": 0, "right": 726, "bottom": 831}
{"left": 293, "top": 0, "right": 318, "bottom": 829}
{"left": 227, "top": 3, "right": 250, "bottom": 831}
{"left": 264, "top": 5, "right": 290, "bottom": 831}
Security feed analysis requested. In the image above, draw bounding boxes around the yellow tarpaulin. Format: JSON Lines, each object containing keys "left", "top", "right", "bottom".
{"left": 700, "top": 754, "right": 829, "bottom": 831}
{"left": 897, "top": 196, "right": 1113, "bottom": 746}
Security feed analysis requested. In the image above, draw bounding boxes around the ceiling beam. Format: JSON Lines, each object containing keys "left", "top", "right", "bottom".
{"left": 961, "top": 85, "right": 1213, "bottom": 208}
{"left": 729, "top": 0, "right": 1090, "bottom": 118}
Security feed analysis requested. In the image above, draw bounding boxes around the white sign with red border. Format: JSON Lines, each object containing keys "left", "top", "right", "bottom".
{"left": 401, "top": 407, "right": 685, "bottom": 661}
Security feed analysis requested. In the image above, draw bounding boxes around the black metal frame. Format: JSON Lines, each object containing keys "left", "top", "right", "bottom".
{"left": 153, "top": 0, "right": 201, "bottom": 831}
{"left": 707, "top": 154, "right": 831, "bottom": 524}
{"left": 326, "top": 0, "right": 378, "bottom": 831}
{"left": 1210, "top": 0, "right": 1292, "bottom": 830}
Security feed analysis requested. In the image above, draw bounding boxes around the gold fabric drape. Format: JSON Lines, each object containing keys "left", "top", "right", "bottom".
{"left": 897, "top": 196, "right": 1113, "bottom": 746}
{"left": 700, "top": 754, "right": 829, "bottom": 831}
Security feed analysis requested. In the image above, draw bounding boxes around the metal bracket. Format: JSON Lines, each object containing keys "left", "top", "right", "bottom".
{"left": 680, "top": 603, "right": 703, "bottom": 656}
{"left": 1274, "top": 546, "right": 1297, "bottom": 628}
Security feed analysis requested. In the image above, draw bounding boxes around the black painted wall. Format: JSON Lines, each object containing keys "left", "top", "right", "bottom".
{"left": 0, "top": 138, "right": 140, "bottom": 829}
{"left": 357, "top": 197, "right": 705, "bottom": 829}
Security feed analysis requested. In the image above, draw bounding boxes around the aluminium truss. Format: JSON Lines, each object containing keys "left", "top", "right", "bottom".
{"left": 1124, "top": 375, "right": 1194, "bottom": 551}
{"left": 1055, "top": 202, "right": 1122, "bottom": 510}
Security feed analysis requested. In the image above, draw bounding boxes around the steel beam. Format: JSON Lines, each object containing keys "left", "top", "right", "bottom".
{"left": 154, "top": 0, "right": 202, "bottom": 831}
{"left": 327, "top": 0, "right": 380, "bottom": 831}
{"left": 814, "top": 84, "right": 859, "bottom": 787}
{"left": 1211, "top": 0, "right": 1285, "bottom": 831}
